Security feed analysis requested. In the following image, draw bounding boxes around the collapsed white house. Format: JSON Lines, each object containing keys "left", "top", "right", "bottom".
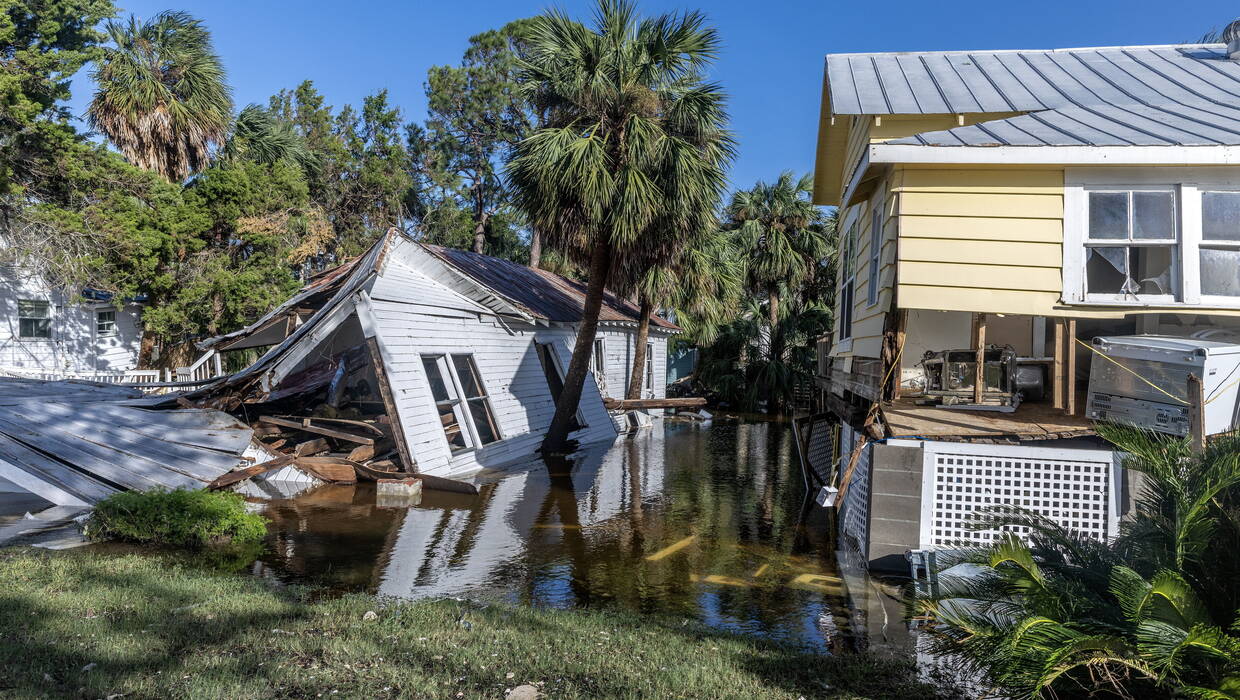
{"left": 192, "top": 229, "right": 680, "bottom": 479}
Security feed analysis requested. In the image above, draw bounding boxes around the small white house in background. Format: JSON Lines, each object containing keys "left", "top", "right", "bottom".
{"left": 0, "top": 265, "right": 143, "bottom": 375}
{"left": 197, "top": 230, "right": 678, "bottom": 478}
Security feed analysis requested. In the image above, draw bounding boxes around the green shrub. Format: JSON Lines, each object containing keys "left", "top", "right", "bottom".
{"left": 85, "top": 489, "right": 268, "bottom": 548}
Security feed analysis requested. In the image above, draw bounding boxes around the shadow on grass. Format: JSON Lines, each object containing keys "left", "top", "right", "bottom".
{"left": 0, "top": 547, "right": 947, "bottom": 699}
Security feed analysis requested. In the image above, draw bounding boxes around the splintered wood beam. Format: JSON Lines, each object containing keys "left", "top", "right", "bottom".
{"left": 257, "top": 416, "right": 375, "bottom": 445}
{"left": 972, "top": 313, "right": 987, "bottom": 404}
{"left": 892, "top": 309, "right": 908, "bottom": 400}
{"left": 367, "top": 337, "right": 415, "bottom": 473}
{"left": 207, "top": 454, "right": 295, "bottom": 490}
{"left": 1066, "top": 318, "right": 1078, "bottom": 416}
{"left": 293, "top": 438, "right": 329, "bottom": 457}
{"left": 1053, "top": 319, "right": 1066, "bottom": 410}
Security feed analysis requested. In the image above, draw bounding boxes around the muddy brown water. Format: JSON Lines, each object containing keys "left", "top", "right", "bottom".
{"left": 252, "top": 417, "right": 865, "bottom": 652}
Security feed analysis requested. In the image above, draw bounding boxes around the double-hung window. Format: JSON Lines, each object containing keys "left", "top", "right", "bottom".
{"left": 1083, "top": 188, "right": 1178, "bottom": 301}
{"left": 1067, "top": 171, "right": 1240, "bottom": 308}
{"left": 837, "top": 216, "right": 857, "bottom": 341}
{"left": 96, "top": 310, "right": 117, "bottom": 336}
{"left": 18, "top": 300, "right": 51, "bottom": 339}
{"left": 421, "top": 354, "right": 500, "bottom": 452}
{"left": 1199, "top": 190, "right": 1240, "bottom": 299}
{"left": 643, "top": 341, "right": 654, "bottom": 396}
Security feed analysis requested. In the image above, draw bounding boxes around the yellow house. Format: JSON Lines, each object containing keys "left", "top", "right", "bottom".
{"left": 807, "top": 41, "right": 1240, "bottom": 571}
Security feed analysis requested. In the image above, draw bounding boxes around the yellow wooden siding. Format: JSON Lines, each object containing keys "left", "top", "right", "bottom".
{"left": 832, "top": 178, "right": 896, "bottom": 360}
{"left": 893, "top": 167, "right": 1066, "bottom": 316}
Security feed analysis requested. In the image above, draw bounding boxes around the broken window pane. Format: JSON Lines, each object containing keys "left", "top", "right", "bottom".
{"left": 468, "top": 399, "right": 499, "bottom": 444}
{"left": 422, "top": 357, "right": 451, "bottom": 403}
{"left": 1130, "top": 246, "right": 1174, "bottom": 295}
{"left": 1202, "top": 191, "right": 1240, "bottom": 241}
{"left": 1132, "top": 191, "right": 1175, "bottom": 239}
{"left": 1200, "top": 248, "right": 1240, "bottom": 296}
{"left": 1088, "top": 192, "right": 1128, "bottom": 239}
{"left": 1086, "top": 247, "right": 1128, "bottom": 293}
{"left": 452, "top": 354, "right": 485, "bottom": 398}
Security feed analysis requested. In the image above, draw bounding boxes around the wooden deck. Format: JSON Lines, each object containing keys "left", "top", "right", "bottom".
{"left": 882, "top": 397, "right": 1095, "bottom": 441}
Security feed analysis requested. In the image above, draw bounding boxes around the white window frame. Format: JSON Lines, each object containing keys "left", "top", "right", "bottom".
{"left": 421, "top": 353, "right": 503, "bottom": 453}
{"left": 17, "top": 299, "right": 51, "bottom": 340}
{"left": 1063, "top": 168, "right": 1240, "bottom": 309}
{"left": 643, "top": 341, "right": 655, "bottom": 397}
{"left": 537, "top": 341, "right": 588, "bottom": 429}
{"left": 96, "top": 309, "right": 117, "bottom": 337}
{"left": 866, "top": 194, "right": 883, "bottom": 307}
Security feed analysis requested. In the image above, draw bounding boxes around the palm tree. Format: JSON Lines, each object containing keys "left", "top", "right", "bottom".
{"left": 624, "top": 229, "right": 744, "bottom": 399}
{"left": 912, "top": 425, "right": 1240, "bottom": 699}
{"left": 223, "top": 104, "right": 316, "bottom": 170}
{"left": 89, "top": 11, "right": 233, "bottom": 181}
{"left": 508, "top": 0, "right": 733, "bottom": 451}
{"left": 726, "top": 172, "right": 828, "bottom": 409}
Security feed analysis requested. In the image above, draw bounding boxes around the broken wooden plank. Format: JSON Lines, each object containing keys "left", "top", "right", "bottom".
{"left": 602, "top": 397, "right": 707, "bottom": 410}
{"left": 303, "top": 417, "right": 386, "bottom": 436}
{"left": 347, "top": 444, "right": 376, "bottom": 462}
{"left": 293, "top": 456, "right": 358, "bottom": 483}
{"left": 208, "top": 455, "right": 296, "bottom": 490}
{"left": 258, "top": 416, "right": 375, "bottom": 444}
{"left": 417, "top": 473, "right": 478, "bottom": 495}
{"left": 294, "top": 438, "right": 330, "bottom": 457}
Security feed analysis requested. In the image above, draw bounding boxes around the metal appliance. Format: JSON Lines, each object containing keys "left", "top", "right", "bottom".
{"left": 919, "top": 346, "right": 1020, "bottom": 408}
{"left": 1086, "top": 335, "right": 1240, "bottom": 436}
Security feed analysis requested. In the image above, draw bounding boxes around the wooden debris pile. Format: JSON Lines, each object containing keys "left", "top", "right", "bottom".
{"left": 210, "top": 413, "right": 402, "bottom": 489}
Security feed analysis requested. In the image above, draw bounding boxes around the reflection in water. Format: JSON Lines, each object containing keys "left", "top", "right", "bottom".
{"left": 255, "top": 418, "right": 852, "bottom": 651}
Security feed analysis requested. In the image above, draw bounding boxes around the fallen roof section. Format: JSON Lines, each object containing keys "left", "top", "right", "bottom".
{"left": 421, "top": 244, "right": 680, "bottom": 330}
{"left": 0, "top": 378, "right": 255, "bottom": 507}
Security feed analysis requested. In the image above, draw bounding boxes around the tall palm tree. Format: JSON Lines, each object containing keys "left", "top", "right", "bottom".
{"left": 89, "top": 11, "right": 233, "bottom": 181}
{"left": 508, "top": 0, "right": 733, "bottom": 451}
{"left": 223, "top": 104, "right": 316, "bottom": 170}
{"left": 624, "top": 229, "right": 743, "bottom": 399}
{"left": 912, "top": 425, "right": 1240, "bottom": 699}
{"left": 726, "top": 172, "right": 828, "bottom": 409}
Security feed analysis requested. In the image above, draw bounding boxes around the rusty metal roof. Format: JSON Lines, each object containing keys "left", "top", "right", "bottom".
{"left": 421, "top": 245, "right": 679, "bottom": 331}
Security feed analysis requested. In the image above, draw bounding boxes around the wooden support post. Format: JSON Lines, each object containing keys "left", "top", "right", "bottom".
{"left": 1052, "top": 319, "right": 1065, "bottom": 410}
{"left": 1188, "top": 373, "right": 1206, "bottom": 454}
{"left": 1066, "top": 318, "right": 1077, "bottom": 416}
{"left": 892, "top": 309, "right": 908, "bottom": 400}
{"left": 972, "top": 313, "right": 987, "bottom": 404}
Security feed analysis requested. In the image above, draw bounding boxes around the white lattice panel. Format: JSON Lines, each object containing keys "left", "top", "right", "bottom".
{"left": 838, "top": 424, "right": 872, "bottom": 554}
{"left": 918, "top": 441, "right": 1120, "bottom": 549}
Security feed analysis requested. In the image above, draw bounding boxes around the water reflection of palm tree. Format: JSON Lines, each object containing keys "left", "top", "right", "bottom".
{"left": 533, "top": 455, "right": 593, "bottom": 605}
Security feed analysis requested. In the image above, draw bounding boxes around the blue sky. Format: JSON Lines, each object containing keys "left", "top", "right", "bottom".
{"left": 68, "top": 0, "right": 1239, "bottom": 191}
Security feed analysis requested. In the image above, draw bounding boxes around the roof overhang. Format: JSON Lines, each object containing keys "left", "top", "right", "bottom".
{"left": 868, "top": 143, "right": 1240, "bottom": 166}
{"left": 812, "top": 66, "right": 846, "bottom": 206}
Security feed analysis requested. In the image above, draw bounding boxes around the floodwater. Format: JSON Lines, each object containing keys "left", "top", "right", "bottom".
{"left": 253, "top": 418, "right": 865, "bottom": 652}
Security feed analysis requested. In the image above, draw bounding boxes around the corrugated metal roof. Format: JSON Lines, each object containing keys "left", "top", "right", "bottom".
{"left": 827, "top": 44, "right": 1240, "bottom": 146}
{"left": 421, "top": 245, "right": 680, "bottom": 330}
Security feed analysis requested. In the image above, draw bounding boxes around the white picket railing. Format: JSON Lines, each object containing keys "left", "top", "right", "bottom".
{"left": 175, "top": 349, "right": 225, "bottom": 383}
{"left": 0, "top": 367, "right": 161, "bottom": 384}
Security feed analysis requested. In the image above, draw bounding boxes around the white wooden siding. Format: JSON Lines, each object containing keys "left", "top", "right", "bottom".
{"left": 0, "top": 266, "right": 142, "bottom": 372}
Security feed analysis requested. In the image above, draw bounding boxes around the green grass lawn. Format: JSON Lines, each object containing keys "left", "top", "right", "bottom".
{"left": 0, "top": 547, "right": 944, "bottom": 699}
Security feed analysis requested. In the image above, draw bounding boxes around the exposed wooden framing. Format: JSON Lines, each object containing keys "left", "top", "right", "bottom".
{"left": 208, "top": 454, "right": 295, "bottom": 490}
{"left": 1053, "top": 319, "right": 1066, "bottom": 410}
{"left": 366, "top": 336, "right": 416, "bottom": 474}
{"left": 293, "top": 438, "right": 329, "bottom": 457}
{"left": 1188, "top": 373, "right": 1206, "bottom": 454}
{"left": 892, "top": 309, "right": 908, "bottom": 400}
{"left": 257, "top": 416, "right": 375, "bottom": 445}
{"left": 972, "top": 313, "right": 987, "bottom": 404}
{"left": 1066, "top": 318, "right": 1078, "bottom": 416}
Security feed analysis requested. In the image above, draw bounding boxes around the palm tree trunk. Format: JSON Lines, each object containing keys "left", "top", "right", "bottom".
{"left": 767, "top": 289, "right": 784, "bottom": 413}
{"left": 472, "top": 211, "right": 490, "bottom": 254}
{"left": 626, "top": 297, "right": 654, "bottom": 400}
{"left": 542, "top": 237, "right": 612, "bottom": 453}
{"left": 529, "top": 226, "right": 542, "bottom": 269}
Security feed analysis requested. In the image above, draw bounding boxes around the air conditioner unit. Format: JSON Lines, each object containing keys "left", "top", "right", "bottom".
{"left": 1086, "top": 335, "right": 1240, "bottom": 436}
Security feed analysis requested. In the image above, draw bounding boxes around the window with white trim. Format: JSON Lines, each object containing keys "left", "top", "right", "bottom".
{"left": 1066, "top": 172, "right": 1240, "bottom": 308}
{"left": 1083, "top": 188, "right": 1177, "bottom": 301}
{"left": 96, "top": 310, "right": 116, "bottom": 336}
{"left": 643, "top": 341, "right": 654, "bottom": 396}
{"left": 837, "top": 217, "right": 857, "bottom": 340}
{"left": 18, "top": 300, "right": 50, "bottom": 339}
{"left": 422, "top": 354, "right": 500, "bottom": 452}
{"left": 866, "top": 196, "right": 883, "bottom": 306}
